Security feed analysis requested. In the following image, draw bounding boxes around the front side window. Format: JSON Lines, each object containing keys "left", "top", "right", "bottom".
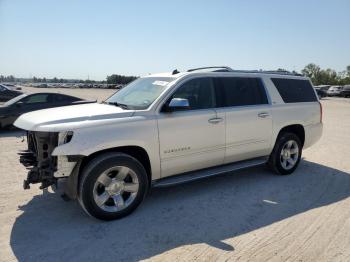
{"left": 169, "top": 78, "right": 215, "bottom": 110}
{"left": 105, "top": 77, "right": 175, "bottom": 110}
{"left": 22, "top": 94, "right": 50, "bottom": 104}
{"left": 218, "top": 77, "right": 268, "bottom": 107}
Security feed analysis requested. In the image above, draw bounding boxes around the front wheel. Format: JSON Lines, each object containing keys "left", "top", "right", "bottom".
{"left": 268, "top": 133, "right": 302, "bottom": 175}
{"left": 78, "top": 153, "right": 149, "bottom": 220}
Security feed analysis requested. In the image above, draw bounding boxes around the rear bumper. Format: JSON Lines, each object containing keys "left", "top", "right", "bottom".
{"left": 304, "top": 123, "right": 323, "bottom": 149}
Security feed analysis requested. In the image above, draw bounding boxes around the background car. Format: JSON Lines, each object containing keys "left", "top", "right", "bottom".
{"left": 340, "top": 85, "right": 350, "bottom": 98}
{"left": 314, "top": 85, "right": 330, "bottom": 91}
{"left": 0, "top": 92, "right": 95, "bottom": 128}
{"left": 314, "top": 87, "right": 327, "bottom": 99}
{"left": 0, "top": 84, "right": 23, "bottom": 102}
{"left": 326, "top": 86, "right": 342, "bottom": 96}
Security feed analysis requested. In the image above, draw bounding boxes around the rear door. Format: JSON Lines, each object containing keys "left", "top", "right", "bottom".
{"left": 214, "top": 77, "right": 273, "bottom": 164}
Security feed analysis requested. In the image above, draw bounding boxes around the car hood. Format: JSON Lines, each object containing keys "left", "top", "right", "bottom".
{"left": 14, "top": 103, "right": 135, "bottom": 132}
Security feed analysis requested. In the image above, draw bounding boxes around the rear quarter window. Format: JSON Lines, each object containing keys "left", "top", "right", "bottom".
{"left": 271, "top": 78, "right": 317, "bottom": 103}
{"left": 55, "top": 94, "right": 80, "bottom": 102}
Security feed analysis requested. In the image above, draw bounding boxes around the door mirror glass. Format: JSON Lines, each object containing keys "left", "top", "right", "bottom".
{"left": 167, "top": 98, "right": 190, "bottom": 111}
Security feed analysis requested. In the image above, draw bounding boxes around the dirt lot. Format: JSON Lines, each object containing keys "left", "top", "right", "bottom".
{"left": 0, "top": 88, "right": 350, "bottom": 262}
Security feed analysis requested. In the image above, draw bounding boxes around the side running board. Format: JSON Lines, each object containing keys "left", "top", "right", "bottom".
{"left": 152, "top": 157, "right": 268, "bottom": 188}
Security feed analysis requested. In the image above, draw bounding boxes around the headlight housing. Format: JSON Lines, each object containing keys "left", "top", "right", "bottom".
{"left": 58, "top": 131, "right": 73, "bottom": 145}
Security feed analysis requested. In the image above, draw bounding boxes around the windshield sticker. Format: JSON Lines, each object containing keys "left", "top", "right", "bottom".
{"left": 152, "top": 80, "right": 169, "bottom": 86}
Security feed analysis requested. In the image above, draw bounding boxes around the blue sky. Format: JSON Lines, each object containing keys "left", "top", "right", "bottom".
{"left": 1, "top": 0, "right": 349, "bottom": 80}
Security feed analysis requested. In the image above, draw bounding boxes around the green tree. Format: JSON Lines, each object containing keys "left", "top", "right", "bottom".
{"left": 301, "top": 64, "right": 350, "bottom": 85}
{"left": 106, "top": 74, "right": 137, "bottom": 84}
{"left": 301, "top": 64, "right": 321, "bottom": 82}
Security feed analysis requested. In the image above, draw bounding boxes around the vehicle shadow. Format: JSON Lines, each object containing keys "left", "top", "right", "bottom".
{"left": 0, "top": 129, "right": 25, "bottom": 138}
{"left": 9, "top": 160, "right": 350, "bottom": 261}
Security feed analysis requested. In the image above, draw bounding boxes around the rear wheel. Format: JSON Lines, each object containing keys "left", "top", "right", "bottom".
{"left": 268, "top": 132, "right": 302, "bottom": 175}
{"left": 78, "top": 152, "right": 148, "bottom": 220}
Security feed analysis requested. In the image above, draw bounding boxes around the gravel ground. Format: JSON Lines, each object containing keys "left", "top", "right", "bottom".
{"left": 0, "top": 88, "right": 349, "bottom": 262}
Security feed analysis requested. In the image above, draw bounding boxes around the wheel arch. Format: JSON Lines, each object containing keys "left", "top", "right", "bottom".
{"left": 80, "top": 146, "right": 152, "bottom": 184}
{"left": 64, "top": 145, "right": 152, "bottom": 200}
{"left": 276, "top": 124, "right": 305, "bottom": 147}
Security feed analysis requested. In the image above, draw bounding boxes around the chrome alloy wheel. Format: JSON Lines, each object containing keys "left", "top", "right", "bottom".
{"left": 280, "top": 140, "right": 299, "bottom": 170}
{"left": 93, "top": 166, "right": 139, "bottom": 212}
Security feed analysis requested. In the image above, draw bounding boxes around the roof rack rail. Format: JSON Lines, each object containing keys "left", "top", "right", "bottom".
{"left": 230, "top": 69, "right": 302, "bottom": 76}
{"left": 185, "top": 67, "right": 303, "bottom": 76}
{"left": 260, "top": 70, "right": 303, "bottom": 76}
{"left": 187, "top": 66, "right": 233, "bottom": 72}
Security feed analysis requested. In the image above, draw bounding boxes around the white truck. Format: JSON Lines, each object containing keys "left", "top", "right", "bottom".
{"left": 15, "top": 66, "right": 323, "bottom": 220}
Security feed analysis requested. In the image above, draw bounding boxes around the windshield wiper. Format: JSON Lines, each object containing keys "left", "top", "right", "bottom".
{"left": 103, "top": 101, "right": 129, "bottom": 109}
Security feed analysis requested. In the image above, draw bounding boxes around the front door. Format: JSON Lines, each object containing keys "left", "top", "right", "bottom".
{"left": 157, "top": 77, "right": 225, "bottom": 177}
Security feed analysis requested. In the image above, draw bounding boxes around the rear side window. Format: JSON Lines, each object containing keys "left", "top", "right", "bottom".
{"left": 217, "top": 77, "right": 268, "bottom": 107}
{"left": 271, "top": 78, "right": 317, "bottom": 103}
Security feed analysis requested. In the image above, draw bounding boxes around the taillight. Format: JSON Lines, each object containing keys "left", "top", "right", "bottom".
{"left": 319, "top": 101, "right": 323, "bottom": 123}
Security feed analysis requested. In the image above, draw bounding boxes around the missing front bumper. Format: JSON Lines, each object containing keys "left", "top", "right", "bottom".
{"left": 19, "top": 131, "right": 58, "bottom": 189}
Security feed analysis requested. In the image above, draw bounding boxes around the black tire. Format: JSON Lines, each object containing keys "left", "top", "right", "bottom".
{"left": 268, "top": 132, "right": 302, "bottom": 175}
{"left": 78, "top": 152, "right": 149, "bottom": 220}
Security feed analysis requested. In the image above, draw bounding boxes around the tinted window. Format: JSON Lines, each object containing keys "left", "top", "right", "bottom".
{"left": 170, "top": 78, "right": 215, "bottom": 110}
{"left": 271, "top": 78, "right": 317, "bottom": 103}
{"left": 217, "top": 77, "right": 268, "bottom": 107}
{"left": 55, "top": 94, "right": 79, "bottom": 102}
{"left": 22, "top": 94, "right": 50, "bottom": 104}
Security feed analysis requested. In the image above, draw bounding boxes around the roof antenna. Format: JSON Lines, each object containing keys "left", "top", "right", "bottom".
{"left": 172, "top": 69, "right": 180, "bottom": 75}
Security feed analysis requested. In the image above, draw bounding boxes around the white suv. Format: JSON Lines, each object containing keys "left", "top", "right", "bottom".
{"left": 15, "top": 66, "right": 323, "bottom": 220}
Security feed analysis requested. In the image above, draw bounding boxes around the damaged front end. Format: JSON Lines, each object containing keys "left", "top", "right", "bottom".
{"left": 19, "top": 131, "right": 59, "bottom": 189}
{"left": 19, "top": 131, "right": 77, "bottom": 192}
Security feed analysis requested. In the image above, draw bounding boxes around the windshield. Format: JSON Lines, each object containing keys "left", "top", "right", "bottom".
{"left": 105, "top": 77, "right": 175, "bottom": 110}
{"left": 4, "top": 94, "right": 27, "bottom": 106}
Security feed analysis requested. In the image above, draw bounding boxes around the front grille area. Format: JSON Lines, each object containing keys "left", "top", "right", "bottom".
{"left": 19, "top": 131, "right": 58, "bottom": 189}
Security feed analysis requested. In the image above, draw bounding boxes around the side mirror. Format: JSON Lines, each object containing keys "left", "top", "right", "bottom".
{"left": 16, "top": 101, "right": 23, "bottom": 108}
{"left": 166, "top": 98, "right": 190, "bottom": 112}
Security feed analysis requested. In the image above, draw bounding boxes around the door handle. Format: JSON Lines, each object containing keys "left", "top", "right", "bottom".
{"left": 258, "top": 112, "right": 269, "bottom": 118}
{"left": 208, "top": 117, "right": 223, "bottom": 124}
